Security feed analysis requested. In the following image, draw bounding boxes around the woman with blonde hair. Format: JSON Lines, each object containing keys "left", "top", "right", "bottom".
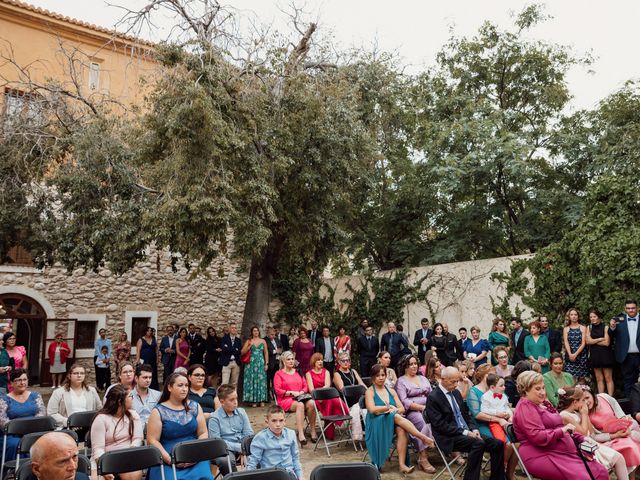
{"left": 563, "top": 308, "right": 589, "bottom": 380}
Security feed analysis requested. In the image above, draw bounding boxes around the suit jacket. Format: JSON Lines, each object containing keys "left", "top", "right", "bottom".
{"left": 380, "top": 332, "right": 408, "bottom": 357}
{"left": 425, "top": 386, "right": 477, "bottom": 454}
{"left": 188, "top": 333, "right": 206, "bottom": 363}
{"left": 314, "top": 336, "right": 334, "bottom": 360}
{"left": 510, "top": 328, "right": 530, "bottom": 363}
{"left": 308, "top": 329, "right": 320, "bottom": 346}
{"left": 610, "top": 313, "right": 640, "bottom": 363}
{"left": 357, "top": 334, "right": 379, "bottom": 359}
{"left": 443, "top": 333, "right": 459, "bottom": 364}
{"left": 413, "top": 328, "right": 433, "bottom": 360}
{"left": 219, "top": 334, "right": 242, "bottom": 367}
{"left": 277, "top": 333, "right": 289, "bottom": 352}
{"left": 543, "top": 328, "right": 563, "bottom": 354}
{"left": 264, "top": 336, "right": 282, "bottom": 369}
{"left": 159, "top": 334, "right": 176, "bottom": 365}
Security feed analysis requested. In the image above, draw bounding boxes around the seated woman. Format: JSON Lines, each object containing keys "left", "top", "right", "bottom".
{"left": 91, "top": 384, "right": 144, "bottom": 479}
{"left": 365, "top": 364, "right": 433, "bottom": 473}
{"left": 504, "top": 360, "right": 532, "bottom": 408}
{"left": 395, "top": 354, "right": 436, "bottom": 473}
{"left": 543, "top": 353, "right": 575, "bottom": 407}
{"left": 493, "top": 346, "right": 514, "bottom": 378}
{"left": 376, "top": 351, "right": 397, "bottom": 388}
{"left": 333, "top": 352, "right": 365, "bottom": 442}
{"left": 273, "top": 351, "right": 317, "bottom": 445}
{"left": 305, "top": 352, "right": 349, "bottom": 441}
{"left": 585, "top": 387, "right": 640, "bottom": 444}
{"left": 423, "top": 356, "right": 442, "bottom": 390}
{"left": 104, "top": 362, "right": 136, "bottom": 401}
{"left": 512, "top": 371, "right": 608, "bottom": 479}
{"left": 147, "top": 372, "right": 213, "bottom": 480}
{"left": 558, "top": 386, "right": 631, "bottom": 480}
{"left": 0, "top": 369, "right": 45, "bottom": 461}
{"left": 47, "top": 363, "right": 102, "bottom": 428}
{"left": 187, "top": 364, "right": 220, "bottom": 421}
{"left": 455, "top": 359, "right": 475, "bottom": 400}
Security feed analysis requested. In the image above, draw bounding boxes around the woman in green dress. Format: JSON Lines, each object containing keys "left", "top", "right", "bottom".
{"left": 488, "top": 318, "right": 511, "bottom": 366}
{"left": 543, "top": 352, "right": 575, "bottom": 407}
{"left": 241, "top": 326, "right": 268, "bottom": 406}
{"left": 524, "top": 320, "right": 551, "bottom": 373}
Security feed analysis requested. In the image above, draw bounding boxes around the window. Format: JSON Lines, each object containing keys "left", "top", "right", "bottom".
{"left": 76, "top": 321, "right": 97, "bottom": 350}
{"left": 124, "top": 310, "right": 158, "bottom": 355}
{"left": 5, "top": 245, "right": 34, "bottom": 267}
{"left": 3, "top": 88, "right": 42, "bottom": 124}
{"left": 88, "top": 62, "right": 100, "bottom": 90}
{"left": 131, "top": 317, "right": 150, "bottom": 344}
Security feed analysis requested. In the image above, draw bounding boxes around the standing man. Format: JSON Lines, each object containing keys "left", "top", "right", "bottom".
{"left": 510, "top": 318, "right": 529, "bottom": 364}
{"left": 314, "top": 326, "right": 335, "bottom": 375}
{"left": 356, "top": 319, "right": 369, "bottom": 340}
{"left": 442, "top": 324, "right": 459, "bottom": 366}
{"left": 275, "top": 326, "right": 289, "bottom": 353}
{"left": 131, "top": 364, "right": 161, "bottom": 425}
{"left": 413, "top": 318, "right": 433, "bottom": 365}
{"left": 609, "top": 299, "right": 640, "bottom": 396}
{"left": 264, "top": 327, "right": 282, "bottom": 401}
{"left": 457, "top": 328, "right": 468, "bottom": 360}
{"left": 539, "top": 315, "right": 562, "bottom": 354}
{"left": 308, "top": 320, "right": 319, "bottom": 346}
{"left": 159, "top": 325, "right": 176, "bottom": 383}
{"left": 380, "top": 322, "right": 408, "bottom": 369}
{"left": 94, "top": 328, "right": 112, "bottom": 391}
{"left": 188, "top": 323, "right": 206, "bottom": 365}
{"left": 220, "top": 322, "right": 242, "bottom": 388}
{"left": 357, "top": 324, "right": 379, "bottom": 377}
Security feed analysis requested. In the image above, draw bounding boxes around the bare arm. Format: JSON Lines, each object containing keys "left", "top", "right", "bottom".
{"left": 147, "top": 409, "right": 170, "bottom": 464}
{"left": 134, "top": 339, "right": 142, "bottom": 364}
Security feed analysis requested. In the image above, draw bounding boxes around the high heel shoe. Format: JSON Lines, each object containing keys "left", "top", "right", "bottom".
{"left": 417, "top": 459, "right": 436, "bottom": 474}
{"left": 399, "top": 466, "right": 415, "bottom": 474}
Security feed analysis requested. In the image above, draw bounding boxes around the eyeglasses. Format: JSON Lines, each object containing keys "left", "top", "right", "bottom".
{"left": 13, "top": 378, "right": 28, "bottom": 383}
{"left": 191, "top": 373, "right": 206, "bottom": 377}
{"left": 497, "top": 356, "right": 508, "bottom": 360}
{"left": 339, "top": 360, "right": 350, "bottom": 364}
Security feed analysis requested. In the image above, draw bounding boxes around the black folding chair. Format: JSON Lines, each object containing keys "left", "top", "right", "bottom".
{"left": 222, "top": 467, "right": 292, "bottom": 480}
{"left": 240, "top": 435, "right": 254, "bottom": 468}
{"left": 504, "top": 424, "right": 534, "bottom": 480}
{"left": 0, "top": 416, "right": 56, "bottom": 479}
{"left": 361, "top": 377, "right": 372, "bottom": 387}
{"left": 310, "top": 462, "right": 380, "bottom": 480}
{"left": 67, "top": 410, "right": 97, "bottom": 456}
{"left": 98, "top": 445, "right": 165, "bottom": 480}
{"left": 15, "top": 454, "right": 90, "bottom": 480}
{"left": 311, "top": 387, "right": 357, "bottom": 456}
{"left": 341, "top": 384, "right": 366, "bottom": 407}
{"left": 171, "top": 438, "right": 232, "bottom": 480}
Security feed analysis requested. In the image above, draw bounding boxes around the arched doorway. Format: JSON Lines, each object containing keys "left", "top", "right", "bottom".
{"left": 0, "top": 293, "right": 46, "bottom": 383}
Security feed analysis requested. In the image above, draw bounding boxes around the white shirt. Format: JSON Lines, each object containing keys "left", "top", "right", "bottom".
{"left": 480, "top": 390, "right": 511, "bottom": 416}
{"left": 628, "top": 316, "right": 639, "bottom": 354}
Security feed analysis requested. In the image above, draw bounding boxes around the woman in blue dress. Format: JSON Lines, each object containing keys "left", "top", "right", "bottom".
{"left": 135, "top": 327, "right": 159, "bottom": 390}
{"left": 146, "top": 372, "right": 213, "bottom": 480}
{"left": 463, "top": 326, "right": 491, "bottom": 366}
{"left": 364, "top": 364, "right": 433, "bottom": 473}
{"left": 0, "top": 369, "right": 46, "bottom": 461}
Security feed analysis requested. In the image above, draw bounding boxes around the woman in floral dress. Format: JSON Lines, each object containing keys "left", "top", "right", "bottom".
{"left": 241, "top": 326, "right": 268, "bottom": 406}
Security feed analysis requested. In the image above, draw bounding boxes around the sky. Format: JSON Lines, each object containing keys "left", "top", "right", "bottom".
{"left": 25, "top": 0, "right": 640, "bottom": 112}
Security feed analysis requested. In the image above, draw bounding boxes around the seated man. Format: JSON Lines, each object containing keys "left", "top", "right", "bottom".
{"left": 30, "top": 432, "right": 89, "bottom": 480}
{"left": 246, "top": 405, "right": 302, "bottom": 480}
{"left": 131, "top": 364, "right": 161, "bottom": 425}
{"left": 426, "top": 366, "right": 505, "bottom": 480}
{"left": 208, "top": 384, "right": 253, "bottom": 473}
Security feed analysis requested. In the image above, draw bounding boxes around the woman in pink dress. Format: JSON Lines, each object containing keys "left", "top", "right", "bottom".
{"left": 274, "top": 351, "right": 317, "bottom": 445}
{"left": 305, "top": 352, "right": 348, "bottom": 440}
{"left": 3, "top": 332, "right": 27, "bottom": 369}
{"left": 291, "top": 327, "right": 314, "bottom": 376}
{"left": 512, "top": 371, "right": 608, "bottom": 480}
{"left": 174, "top": 327, "right": 190, "bottom": 370}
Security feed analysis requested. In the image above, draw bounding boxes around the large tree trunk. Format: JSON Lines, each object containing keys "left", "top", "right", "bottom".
{"left": 241, "top": 258, "right": 273, "bottom": 339}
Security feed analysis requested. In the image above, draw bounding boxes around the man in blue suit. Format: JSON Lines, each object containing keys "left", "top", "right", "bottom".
{"left": 220, "top": 322, "right": 242, "bottom": 388}
{"left": 609, "top": 299, "right": 640, "bottom": 396}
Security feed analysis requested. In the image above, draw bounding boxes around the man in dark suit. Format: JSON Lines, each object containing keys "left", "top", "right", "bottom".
{"left": 264, "top": 327, "right": 282, "bottom": 400}
{"left": 315, "top": 326, "right": 335, "bottom": 375}
{"left": 539, "top": 315, "right": 562, "bottom": 354}
{"left": 187, "top": 323, "right": 205, "bottom": 365}
{"left": 308, "top": 320, "right": 320, "bottom": 346}
{"left": 509, "top": 317, "right": 530, "bottom": 364}
{"left": 220, "top": 322, "right": 242, "bottom": 388}
{"left": 275, "top": 327, "right": 289, "bottom": 352}
{"left": 609, "top": 299, "right": 640, "bottom": 396}
{"left": 457, "top": 327, "right": 468, "bottom": 360}
{"left": 357, "top": 324, "right": 379, "bottom": 377}
{"left": 442, "top": 324, "right": 459, "bottom": 366}
{"left": 159, "top": 324, "right": 176, "bottom": 382}
{"left": 426, "top": 367, "right": 505, "bottom": 480}
{"left": 381, "top": 322, "right": 409, "bottom": 369}
{"left": 413, "top": 318, "right": 433, "bottom": 365}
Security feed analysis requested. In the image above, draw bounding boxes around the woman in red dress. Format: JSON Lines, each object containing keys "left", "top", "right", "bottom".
{"left": 305, "top": 352, "right": 348, "bottom": 440}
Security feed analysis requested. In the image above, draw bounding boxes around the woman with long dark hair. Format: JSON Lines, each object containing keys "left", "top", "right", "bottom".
{"left": 204, "top": 327, "right": 221, "bottom": 385}
{"left": 90, "top": 384, "right": 143, "bottom": 479}
{"left": 135, "top": 326, "right": 159, "bottom": 390}
{"left": 146, "top": 372, "right": 212, "bottom": 480}
{"left": 174, "top": 328, "right": 191, "bottom": 370}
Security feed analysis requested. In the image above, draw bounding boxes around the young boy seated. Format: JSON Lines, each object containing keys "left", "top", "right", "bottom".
{"left": 480, "top": 373, "right": 512, "bottom": 442}
{"left": 208, "top": 384, "right": 253, "bottom": 473}
{"left": 246, "top": 405, "right": 302, "bottom": 480}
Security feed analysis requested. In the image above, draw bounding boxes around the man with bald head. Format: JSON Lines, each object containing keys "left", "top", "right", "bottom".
{"left": 30, "top": 432, "right": 88, "bottom": 480}
{"left": 426, "top": 367, "right": 505, "bottom": 480}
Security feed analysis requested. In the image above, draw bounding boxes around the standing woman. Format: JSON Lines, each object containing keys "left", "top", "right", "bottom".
{"left": 91, "top": 384, "right": 144, "bottom": 480}
{"left": 204, "top": 327, "right": 221, "bottom": 386}
{"left": 47, "top": 333, "right": 71, "bottom": 388}
{"left": 524, "top": 320, "right": 551, "bottom": 373}
{"left": 291, "top": 327, "right": 314, "bottom": 376}
{"left": 0, "top": 336, "right": 12, "bottom": 394}
{"left": 586, "top": 308, "right": 615, "bottom": 395}
{"left": 376, "top": 351, "right": 397, "bottom": 388}
{"left": 187, "top": 364, "right": 220, "bottom": 421}
{"left": 3, "top": 332, "right": 27, "bottom": 371}
{"left": 114, "top": 332, "right": 132, "bottom": 374}
{"left": 488, "top": 318, "right": 511, "bottom": 365}
{"left": 564, "top": 308, "right": 589, "bottom": 381}
{"left": 47, "top": 363, "right": 101, "bottom": 427}
{"left": 462, "top": 326, "right": 490, "bottom": 366}
{"left": 427, "top": 323, "right": 449, "bottom": 366}
{"left": 146, "top": 372, "right": 213, "bottom": 480}
{"left": 135, "top": 327, "right": 159, "bottom": 390}
{"left": 241, "top": 326, "right": 268, "bottom": 407}
{"left": 174, "top": 327, "right": 190, "bottom": 370}
{"left": 333, "top": 325, "right": 352, "bottom": 358}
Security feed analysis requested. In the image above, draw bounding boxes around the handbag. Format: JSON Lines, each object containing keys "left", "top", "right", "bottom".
{"left": 294, "top": 393, "right": 312, "bottom": 403}
{"left": 601, "top": 417, "right": 633, "bottom": 433}
{"left": 241, "top": 349, "right": 251, "bottom": 364}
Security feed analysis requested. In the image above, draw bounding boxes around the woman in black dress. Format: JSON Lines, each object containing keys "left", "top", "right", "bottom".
{"left": 204, "top": 327, "right": 221, "bottom": 386}
{"left": 426, "top": 323, "right": 450, "bottom": 366}
{"left": 586, "top": 308, "right": 615, "bottom": 395}
{"left": 187, "top": 364, "right": 219, "bottom": 421}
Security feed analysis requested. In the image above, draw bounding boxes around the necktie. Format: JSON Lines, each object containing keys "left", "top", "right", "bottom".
{"left": 493, "top": 393, "right": 503, "bottom": 399}
{"left": 448, "top": 392, "right": 469, "bottom": 430}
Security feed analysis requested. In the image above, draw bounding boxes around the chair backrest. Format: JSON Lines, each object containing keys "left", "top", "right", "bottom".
{"left": 311, "top": 387, "right": 341, "bottom": 402}
{"left": 310, "top": 463, "right": 380, "bottom": 480}
{"left": 83, "top": 429, "right": 92, "bottom": 448}
{"left": 19, "top": 429, "right": 78, "bottom": 455}
{"left": 223, "top": 467, "right": 292, "bottom": 480}
{"left": 172, "top": 438, "right": 228, "bottom": 464}
{"left": 67, "top": 410, "right": 98, "bottom": 429}
{"left": 241, "top": 434, "right": 254, "bottom": 456}
{"left": 342, "top": 384, "right": 366, "bottom": 403}
{"left": 358, "top": 395, "right": 366, "bottom": 411}
{"left": 15, "top": 454, "right": 90, "bottom": 480}
{"left": 504, "top": 424, "right": 518, "bottom": 443}
{"left": 5, "top": 416, "right": 57, "bottom": 436}
{"left": 98, "top": 446, "right": 163, "bottom": 476}
{"left": 361, "top": 377, "right": 372, "bottom": 387}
